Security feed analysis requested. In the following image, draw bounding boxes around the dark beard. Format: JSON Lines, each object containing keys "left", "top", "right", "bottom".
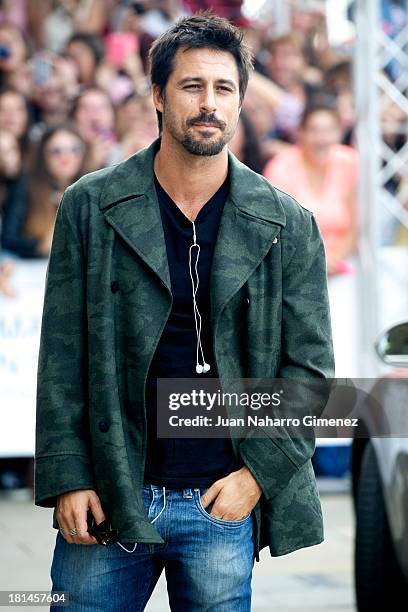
{"left": 161, "top": 100, "right": 237, "bottom": 156}
{"left": 181, "top": 131, "right": 228, "bottom": 156}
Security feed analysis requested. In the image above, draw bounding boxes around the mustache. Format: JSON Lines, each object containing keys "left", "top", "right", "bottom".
{"left": 187, "top": 113, "right": 226, "bottom": 130}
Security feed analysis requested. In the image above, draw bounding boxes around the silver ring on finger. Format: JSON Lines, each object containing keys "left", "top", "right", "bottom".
{"left": 69, "top": 527, "right": 78, "bottom": 536}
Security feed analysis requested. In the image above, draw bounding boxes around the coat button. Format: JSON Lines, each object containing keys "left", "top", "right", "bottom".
{"left": 98, "top": 419, "right": 110, "bottom": 433}
{"left": 111, "top": 281, "right": 119, "bottom": 293}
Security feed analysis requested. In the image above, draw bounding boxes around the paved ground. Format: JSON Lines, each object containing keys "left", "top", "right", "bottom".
{"left": 0, "top": 486, "right": 355, "bottom": 611}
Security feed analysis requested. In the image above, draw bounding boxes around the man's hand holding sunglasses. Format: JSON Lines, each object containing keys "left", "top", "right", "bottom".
{"left": 56, "top": 489, "right": 106, "bottom": 545}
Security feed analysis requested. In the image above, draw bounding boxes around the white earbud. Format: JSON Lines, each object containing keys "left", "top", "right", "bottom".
{"left": 189, "top": 222, "right": 211, "bottom": 375}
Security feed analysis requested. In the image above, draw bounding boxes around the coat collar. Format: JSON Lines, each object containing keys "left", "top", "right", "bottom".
{"left": 99, "top": 138, "right": 286, "bottom": 227}
{"left": 100, "top": 138, "right": 286, "bottom": 323}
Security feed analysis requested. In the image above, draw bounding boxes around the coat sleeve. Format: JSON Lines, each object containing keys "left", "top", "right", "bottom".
{"left": 238, "top": 210, "right": 335, "bottom": 501}
{"left": 34, "top": 186, "right": 95, "bottom": 508}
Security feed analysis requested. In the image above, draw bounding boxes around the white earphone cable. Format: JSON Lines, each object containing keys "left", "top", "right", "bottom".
{"left": 189, "top": 221, "right": 210, "bottom": 374}
{"left": 116, "top": 487, "right": 167, "bottom": 553}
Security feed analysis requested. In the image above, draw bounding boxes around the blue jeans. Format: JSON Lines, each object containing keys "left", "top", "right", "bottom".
{"left": 50, "top": 484, "right": 255, "bottom": 611}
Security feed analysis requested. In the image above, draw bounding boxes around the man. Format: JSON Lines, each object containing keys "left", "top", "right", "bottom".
{"left": 35, "top": 12, "right": 334, "bottom": 612}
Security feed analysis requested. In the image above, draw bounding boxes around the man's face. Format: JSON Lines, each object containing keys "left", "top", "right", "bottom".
{"left": 153, "top": 47, "right": 241, "bottom": 156}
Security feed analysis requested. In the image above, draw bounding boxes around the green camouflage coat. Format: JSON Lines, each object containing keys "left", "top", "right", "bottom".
{"left": 35, "top": 138, "right": 334, "bottom": 561}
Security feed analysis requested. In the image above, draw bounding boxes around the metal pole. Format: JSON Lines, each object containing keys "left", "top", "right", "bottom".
{"left": 354, "top": 0, "right": 382, "bottom": 377}
{"left": 354, "top": 0, "right": 408, "bottom": 376}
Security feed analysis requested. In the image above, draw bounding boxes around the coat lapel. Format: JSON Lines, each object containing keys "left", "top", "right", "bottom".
{"left": 210, "top": 151, "right": 286, "bottom": 326}
{"left": 99, "top": 140, "right": 171, "bottom": 292}
{"left": 98, "top": 139, "right": 287, "bottom": 315}
{"left": 103, "top": 194, "right": 171, "bottom": 292}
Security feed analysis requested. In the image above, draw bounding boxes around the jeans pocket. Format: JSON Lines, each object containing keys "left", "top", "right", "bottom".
{"left": 194, "top": 490, "right": 252, "bottom": 527}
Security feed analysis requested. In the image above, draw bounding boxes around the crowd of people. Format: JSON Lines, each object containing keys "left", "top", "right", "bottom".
{"left": 0, "top": 0, "right": 406, "bottom": 300}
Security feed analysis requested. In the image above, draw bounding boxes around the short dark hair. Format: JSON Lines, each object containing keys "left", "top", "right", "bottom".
{"left": 148, "top": 11, "right": 254, "bottom": 131}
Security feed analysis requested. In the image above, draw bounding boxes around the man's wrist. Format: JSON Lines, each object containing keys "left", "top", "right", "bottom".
{"left": 239, "top": 465, "right": 262, "bottom": 495}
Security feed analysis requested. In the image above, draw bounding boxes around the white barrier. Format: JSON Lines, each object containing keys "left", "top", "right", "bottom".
{"left": 0, "top": 260, "right": 48, "bottom": 457}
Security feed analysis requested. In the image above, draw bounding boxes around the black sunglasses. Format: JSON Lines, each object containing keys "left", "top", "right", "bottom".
{"left": 87, "top": 511, "right": 119, "bottom": 546}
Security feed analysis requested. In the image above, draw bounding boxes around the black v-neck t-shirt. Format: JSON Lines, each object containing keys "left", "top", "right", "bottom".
{"left": 144, "top": 172, "right": 243, "bottom": 488}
